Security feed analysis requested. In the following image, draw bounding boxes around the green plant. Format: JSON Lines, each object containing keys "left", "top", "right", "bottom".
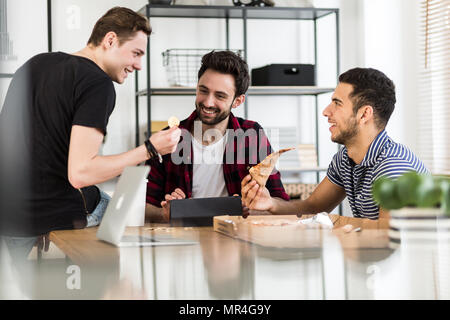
{"left": 372, "top": 172, "right": 450, "bottom": 215}
{"left": 440, "top": 179, "right": 450, "bottom": 214}
{"left": 372, "top": 176, "right": 403, "bottom": 210}
{"left": 396, "top": 171, "right": 421, "bottom": 207}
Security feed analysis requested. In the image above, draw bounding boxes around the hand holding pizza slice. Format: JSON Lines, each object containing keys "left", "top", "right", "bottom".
{"left": 249, "top": 147, "right": 295, "bottom": 187}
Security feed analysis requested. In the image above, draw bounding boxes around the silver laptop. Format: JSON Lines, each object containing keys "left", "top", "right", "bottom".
{"left": 96, "top": 166, "right": 198, "bottom": 247}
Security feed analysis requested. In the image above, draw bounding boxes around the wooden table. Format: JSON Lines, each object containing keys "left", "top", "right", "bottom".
{"left": 49, "top": 214, "right": 390, "bottom": 265}
{"left": 44, "top": 215, "right": 449, "bottom": 299}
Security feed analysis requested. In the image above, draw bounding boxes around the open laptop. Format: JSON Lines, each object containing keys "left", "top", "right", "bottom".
{"left": 96, "top": 166, "right": 198, "bottom": 247}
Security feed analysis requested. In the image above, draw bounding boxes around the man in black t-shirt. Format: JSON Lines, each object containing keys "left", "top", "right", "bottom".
{"left": 0, "top": 7, "right": 181, "bottom": 260}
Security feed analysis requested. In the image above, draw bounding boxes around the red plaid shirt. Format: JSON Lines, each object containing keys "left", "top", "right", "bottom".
{"left": 146, "top": 111, "right": 289, "bottom": 207}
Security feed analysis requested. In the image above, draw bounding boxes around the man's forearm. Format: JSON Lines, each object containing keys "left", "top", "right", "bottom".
{"left": 270, "top": 177, "right": 347, "bottom": 215}
{"left": 69, "top": 144, "right": 149, "bottom": 188}
{"left": 270, "top": 198, "right": 324, "bottom": 215}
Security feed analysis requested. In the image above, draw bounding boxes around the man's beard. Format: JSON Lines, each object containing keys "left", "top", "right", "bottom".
{"left": 332, "top": 116, "right": 359, "bottom": 145}
{"left": 195, "top": 102, "right": 232, "bottom": 125}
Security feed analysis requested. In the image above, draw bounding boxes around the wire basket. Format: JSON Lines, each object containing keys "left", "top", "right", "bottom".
{"left": 162, "top": 49, "right": 244, "bottom": 87}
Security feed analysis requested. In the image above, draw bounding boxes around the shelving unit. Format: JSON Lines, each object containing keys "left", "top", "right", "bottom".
{"left": 0, "top": 0, "right": 52, "bottom": 81}
{"left": 0, "top": 0, "right": 14, "bottom": 80}
{"left": 135, "top": 3, "right": 340, "bottom": 181}
{"left": 136, "top": 86, "right": 335, "bottom": 97}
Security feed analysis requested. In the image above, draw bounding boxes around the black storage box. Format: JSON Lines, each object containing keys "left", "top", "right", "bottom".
{"left": 251, "top": 64, "right": 315, "bottom": 86}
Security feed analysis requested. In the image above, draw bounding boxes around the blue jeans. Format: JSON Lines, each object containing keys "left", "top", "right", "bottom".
{"left": 3, "top": 189, "right": 111, "bottom": 261}
{"left": 86, "top": 189, "right": 111, "bottom": 227}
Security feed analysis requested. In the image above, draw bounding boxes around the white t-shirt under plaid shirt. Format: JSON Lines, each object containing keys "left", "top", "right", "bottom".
{"left": 326, "top": 130, "right": 429, "bottom": 219}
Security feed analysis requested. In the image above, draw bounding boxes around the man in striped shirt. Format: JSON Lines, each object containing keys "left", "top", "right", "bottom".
{"left": 241, "top": 68, "right": 428, "bottom": 219}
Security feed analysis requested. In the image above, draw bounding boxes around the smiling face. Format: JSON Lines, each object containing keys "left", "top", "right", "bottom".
{"left": 322, "top": 82, "right": 360, "bottom": 145}
{"left": 195, "top": 69, "right": 244, "bottom": 126}
{"left": 101, "top": 31, "right": 147, "bottom": 84}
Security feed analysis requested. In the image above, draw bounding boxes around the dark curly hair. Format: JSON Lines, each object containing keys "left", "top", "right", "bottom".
{"left": 339, "top": 68, "right": 396, "bottom": 129}
{"left": 198, "top": 51, "right": 250, "bottom": 97}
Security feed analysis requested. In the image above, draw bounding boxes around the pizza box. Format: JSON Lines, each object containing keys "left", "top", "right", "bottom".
{"left": 213, "top": 214, "right": 390, "bottom": 249}
{"left": 214, "top": 214, "right": 329, "bottom": 249}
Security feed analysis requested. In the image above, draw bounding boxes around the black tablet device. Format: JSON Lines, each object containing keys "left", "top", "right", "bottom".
{"left": 170, "top": 196, "right": 243, "bottom": 227}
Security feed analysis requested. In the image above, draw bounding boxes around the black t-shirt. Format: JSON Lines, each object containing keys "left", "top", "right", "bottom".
{"left": 0, "top": 52, "right": 115, "bottom": 236}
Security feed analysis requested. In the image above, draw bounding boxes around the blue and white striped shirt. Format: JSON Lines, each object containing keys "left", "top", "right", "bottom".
{"left": 327, "top": 130, "right": 428, "bottom": 219}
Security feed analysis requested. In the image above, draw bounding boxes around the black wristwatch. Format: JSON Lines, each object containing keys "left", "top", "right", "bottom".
{"left": 145, "top": 139, "right": 163, "bottom": 163}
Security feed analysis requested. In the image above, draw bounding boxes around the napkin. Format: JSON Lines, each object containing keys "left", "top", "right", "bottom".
{"left": 298, "top": 212, "right": 333, "bottom": 229}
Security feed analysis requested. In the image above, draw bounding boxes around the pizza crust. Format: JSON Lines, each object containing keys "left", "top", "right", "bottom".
{"left": 249, "top": 148, "right": 295, "bottom": 186}
{"left": 168, "top": 116, "right": 180, "bottom": 128}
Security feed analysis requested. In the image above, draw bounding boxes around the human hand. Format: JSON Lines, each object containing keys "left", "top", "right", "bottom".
{"left": 149, "top": 126, "right": 181, "bottom": 156}
{"left": 241, "top": 175, "right": 274, "bottom": 212}
{"left": 160, "top": 188, "right": 186, "bottom": 222}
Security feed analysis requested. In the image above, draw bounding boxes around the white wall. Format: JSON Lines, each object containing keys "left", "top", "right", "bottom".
{"left": 361, "top": 0, "right": 420, "bottom": 152}
{"left": 0, "top": 0, "right": 48, "bottom": 111}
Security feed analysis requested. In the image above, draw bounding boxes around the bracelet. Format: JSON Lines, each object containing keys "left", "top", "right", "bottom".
{"left": 144, "top": 139, "right": 163, "bottom": 163}
{"left": 144, "top": 139, "right": 156, "bottom": 159}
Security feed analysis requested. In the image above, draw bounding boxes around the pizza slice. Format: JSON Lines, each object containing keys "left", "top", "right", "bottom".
{"left": 249, "top": 147, "right": 295, "bottom": 187}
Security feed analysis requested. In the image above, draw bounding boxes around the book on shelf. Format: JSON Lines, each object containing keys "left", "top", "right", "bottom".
{"left": 297, "top": 144, "right": 318, "bottom": 168}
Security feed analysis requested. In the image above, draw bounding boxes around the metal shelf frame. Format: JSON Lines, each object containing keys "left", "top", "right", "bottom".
{"left": 1, "top": 0, "right": 52, "bottom": 79}
{"left": 135, "top": 3, "right": 340, "bottom": 185}
{"left": 136, "top": 3, "right": 340, "bottom": 148}
{"left": 136, "top": 86, "right": 335, "bottom": 97}
{"left": 137, "top": 4, "right": 338, "bottom": 20}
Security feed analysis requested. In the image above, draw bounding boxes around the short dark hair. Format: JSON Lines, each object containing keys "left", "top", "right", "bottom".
{"left": 198, "top": 51, "right": 250, "bottom": 97}
{"left": 88, "top": 7, "right": 152, "bottom": 46}
{"left": 339, "top": 68, "right": 396, "bottom": 129}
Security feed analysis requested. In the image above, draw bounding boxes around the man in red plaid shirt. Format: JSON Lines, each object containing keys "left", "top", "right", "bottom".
{"left": 145, "top": 51, "right": 289, "bottom": 222}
